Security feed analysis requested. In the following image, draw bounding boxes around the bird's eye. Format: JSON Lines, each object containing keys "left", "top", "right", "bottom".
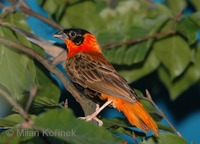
{"left": 69, "top": 31, "right": 76, "bottom": 38}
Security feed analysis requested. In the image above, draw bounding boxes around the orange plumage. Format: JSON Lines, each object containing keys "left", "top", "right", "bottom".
{"left": 54, "top": 28, "right": 158, "bottom": 136}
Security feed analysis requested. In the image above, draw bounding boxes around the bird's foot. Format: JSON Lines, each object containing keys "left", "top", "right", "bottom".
{"left": 79, "top": 104, "right": 103, "bottom": 126}
{"left": 78, "top": 100, "right": 113, "bottom": 126}
{"left": 79, "top": 115, "right": 103, "bottom": 126}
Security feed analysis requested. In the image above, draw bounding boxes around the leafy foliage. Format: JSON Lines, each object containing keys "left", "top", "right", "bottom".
{"left": 140, "top": 133, "right": 187, "bottom": 144}
{"left": 0, "top": 15, "right": 36, "bottom": 99}
{"left": 0, "top": 110, "right": 122, "bottom": 144}
{"left": 41, "top": 0, "right": 200, "bottom": 100}
{"left": 0, "top": 0, "right": 199, "bottom": 143}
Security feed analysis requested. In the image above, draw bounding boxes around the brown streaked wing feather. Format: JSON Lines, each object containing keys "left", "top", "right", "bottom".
{"left": 66, "top": 52, "right": 138, "bottom": 103}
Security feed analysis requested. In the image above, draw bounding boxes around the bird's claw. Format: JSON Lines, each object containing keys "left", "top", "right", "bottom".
{"left": 78, "top": 115, "right": 103, "bottom": 126}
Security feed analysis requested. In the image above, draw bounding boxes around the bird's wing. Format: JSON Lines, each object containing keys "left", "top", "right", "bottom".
{"left": 66, "top": 52, "right": 139, "bottom": 103}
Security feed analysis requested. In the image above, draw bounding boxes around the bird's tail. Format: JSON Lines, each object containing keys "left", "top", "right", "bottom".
{"left": 101, "top": 94, "right": 158, "bottom": 136}
{"left": 117, "top": 100, "right": 158, "bottom": 136}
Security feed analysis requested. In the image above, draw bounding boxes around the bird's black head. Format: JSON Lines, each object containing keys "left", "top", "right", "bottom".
{"left": 54, "top": 28, "right": 90, "bottom": 45}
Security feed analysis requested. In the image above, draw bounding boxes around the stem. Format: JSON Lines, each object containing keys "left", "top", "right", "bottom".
{"left": 103, "top": 7, "right": 183, "bottom": 50}
{"left": 20, "top": 7, "right": 63, "bottom": 30}
{"left": 8, "top": 0, "right": 63, "bottom": 30}
{"left": 171, "top": 8, "right": 184, "bottom": 27}
{"left": 0, "top": 88, "right": 29, "bottom": 121}
{"left": 25, "top": 85, "right": 38, "bottom": 113}
{"left": 103, "top": 30, "right": 176, "bottom": 49}
{"left": 145, "top": 89, "right": 183, "bottom": 138}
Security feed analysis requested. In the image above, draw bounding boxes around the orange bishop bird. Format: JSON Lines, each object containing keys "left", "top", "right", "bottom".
{"left": 54, "top": 28, "right": 158, "bottom": 136}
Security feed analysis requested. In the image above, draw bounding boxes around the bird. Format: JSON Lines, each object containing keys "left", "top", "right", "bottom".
{"left": 54, "top": 28, "right": 158, "bottom": 136}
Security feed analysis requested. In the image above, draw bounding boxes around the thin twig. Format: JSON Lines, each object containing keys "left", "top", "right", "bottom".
{"left": 25, "top": 85, "right": 38, "bottom": 113}
{"left": 0, "top": 3, "right": 16, "bottom": 19}
{"left": 16, "top": 0, "right": 30, "bottom": 9}
{"left": 142, "top": 0, "right": 154, "bottom": 7}
{"left": 145, "top": 89, "right": 183, "bottom": 138}
{"left": 0, "top": 88, "right": 29, "bottom": 121}
{"left": 0, "top": 36, "right": 96, "bottom": 116}
{"left": 131, "top": 131, "right": 138, "bottom": 144}
{"left": 0, "top": 76, "right": 33, "bottom": 144}
{"left": 8, "top": 0, "right": 63, "bottom": 30}
{"left": 171, "top": 8, "right": 184, "bottom": 27}
{"left": 20, "top": 7, "right": 63, "bottom": 30}
{"left": 103, "top": 30, "right": 176, "bottom": 49}
{"left": 103, "top": 7, "right": 183, "bottom": 50}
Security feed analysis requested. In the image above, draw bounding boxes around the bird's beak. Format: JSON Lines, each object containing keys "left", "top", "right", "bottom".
{"left": 53, "top": 30, "right": 68, "bottom": 40}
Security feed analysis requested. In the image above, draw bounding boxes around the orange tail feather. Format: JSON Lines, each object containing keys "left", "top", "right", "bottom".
{"left": 101, "top": 94, "right": 158, "bottom": 136}
{"left": 118, "top": 101, "right": 158, "bottom": 136}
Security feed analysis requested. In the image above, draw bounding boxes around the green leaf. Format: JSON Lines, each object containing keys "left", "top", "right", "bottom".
{"left": 98, "top": 32, "right": 124, "bottom": 47}
{"left": 0, "top": 26, "right": 36, "bottom": 99}
{"left": 119, "top": 50, "right": 160, "bottom": 82}
{"left": 124, "top": 41, "right": 150, "bottom": 65}
{"left": 102, "top": 117, "right": 131, "bottom": 128}
{"left": 35, "top": 66, "right": 60, "bottom": 103}
{"left": 62, "top": 1, "right": 103, "bottom": 31}
{"left": 0, "top": 114, "right": 36, "bottom": 128}
{"left": 157, "top": 123, "right": 175, "bottom": 134}
{"left": 30, "top": 96, "right": 61, "bottom": 114}
{"left": 176, "top": 17, "right": 199, "bottom": 45}
{"left": 17, "top": 65, "right": 60, "bottom": 114}
{"left": 0, "top": 114, "right": 23, "bottom": 128}
{"left": 158, "top": 46, "right": 200, "bottom": 100}
{"left": 154, "top": 35, "right": 193, "bottom": 79}
{"left": 139, "top": 133, "right": 187, "bottom": 144}
{"left": 166, "top": 0, "right": 187, "bottom": 14}
{"left": 140, "top": 99, "right": 163, "bottom": 122}
{"left": 154, "top": 3, "right": 173, "bottom": 16}
{"left": 189, "top": 11, "right": 200, "bottom": 28}
{"left": 1, "top": 12, "right": 33, "bottom": 48}
{"left": 3, "top": 12, "right": 31, "bottom": 31}
{"left": 109, "top": 127, "right": 133, "bottom": 137}
{"left": 102, "top": 118, "right": 147, "bottom": 138}
{"left": 42, "top": 0, "right": 67, "bottom": 21}
{"left": 0, "top": 128, "right": 45, "bottom": 144}
{"left": 103, "top": 46, "right": 126, "bottom": 64}
{"left": 110, "top": 126, "right": 146, "bottom": 138}
{"left": 33, "top": 109, "right": 122, "bottom": 144}
{"left": 103, "top": 19, "right": 167, "bottom": 65}
{"left": 43, "top": 0, "right": 57, "bottom": 15}
{"left": 190, "top": 0, "right": 200, "bottom": 11}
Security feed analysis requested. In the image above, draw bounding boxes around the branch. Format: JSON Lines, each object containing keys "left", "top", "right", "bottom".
{"left": 171, "top": 8, "right": 184, "bottom": 27}
{"left": 0, "top": 3, "right": 16, "bottom": 19}
{"left": 142, "top": 0, "right": 154, "bottom": 7}
{"left": 0, "top": 87, "right": 33, "bottom": 143}
{"left": 103, "top": 7, "right": 183, "bottom": 50}
{"left": 25, "top": 85, "right": 38, "bottom": 113}
{"left": 20, "top": 7, "right": 63, "bottom": 30}
{"left": 0, "top": 87, "right": 29, "bottom": 121}
{"left": 8, "top": 0, "right": 63, "bottom": 30}
{"left": 0, "top": 36, "right": 96, "bottom": 116}
{"left": 145, "top": 90, "right": 183, "bottom": 138}
{"left": 103, "top": 30, "right": 176, "bottom": 49}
